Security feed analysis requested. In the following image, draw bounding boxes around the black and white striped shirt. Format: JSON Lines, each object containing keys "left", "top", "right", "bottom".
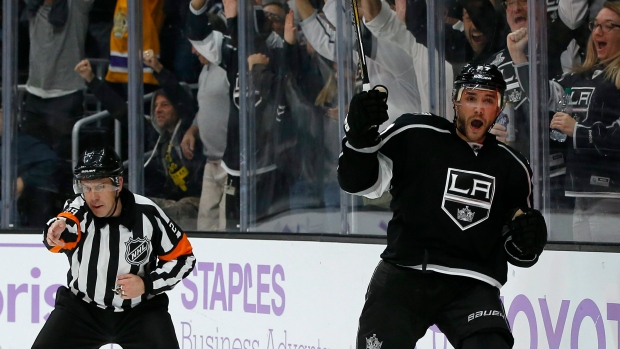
{"left": 43, "top": 189, "right": 196, "bottom": 311}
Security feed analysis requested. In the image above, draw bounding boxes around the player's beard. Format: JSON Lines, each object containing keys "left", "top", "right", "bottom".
{"left": 456, "top": 113, "right": 490, "bottom": 143}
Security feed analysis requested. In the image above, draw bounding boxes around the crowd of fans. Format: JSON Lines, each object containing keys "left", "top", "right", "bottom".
{"left": 3, "top": 0, "right": 618, "bottom": 242}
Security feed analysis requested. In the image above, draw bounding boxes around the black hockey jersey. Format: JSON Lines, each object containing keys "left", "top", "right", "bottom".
{"left": 486, "top": 48, "right": 531, "bottom": 156}
{"left": 554, "top": 68, "right": 620, "bottom": 198}
{"left": 338, "top": 114, "right": 536, "bottom": 288}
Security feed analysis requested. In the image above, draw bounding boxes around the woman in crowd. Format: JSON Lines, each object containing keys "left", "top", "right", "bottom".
{"left": 510, "top": 1, "right": 620, "bottom": 242}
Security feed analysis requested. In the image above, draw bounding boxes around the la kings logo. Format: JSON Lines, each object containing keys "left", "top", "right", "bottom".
{"left": 365, "top": 334, "right": 382, "bottom": 349}
{"left": 565, "top": 86, "right": 594, "bottom": 123}
{"left": 125, "top": 237, "right": 151, "bottom": 266}
{"left": 442, "top": 168, "right": 495, "bottom": 230}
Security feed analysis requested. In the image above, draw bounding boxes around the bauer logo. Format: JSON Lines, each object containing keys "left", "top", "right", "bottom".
{"left": 473, "top": 74, "right": 491, "bottom": 81}
{"left": 442, "top": 168, "right": 495, "bottom": 230}
{"left": 467, "top": 309, "right": 506, "bottom": 322}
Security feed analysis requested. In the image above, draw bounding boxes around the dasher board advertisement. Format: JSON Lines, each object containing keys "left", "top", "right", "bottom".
{"left": 1, "top": 234, "right": 619, "bottom": 348}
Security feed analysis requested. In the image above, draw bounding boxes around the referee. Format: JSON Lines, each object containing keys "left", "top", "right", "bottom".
{"left": 32, "top": 147, "right": 196, "bottom": 349}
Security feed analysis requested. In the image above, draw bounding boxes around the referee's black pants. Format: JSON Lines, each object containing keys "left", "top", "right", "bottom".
{"left": 32, "top": 286, "right": 180, "bottom": 349}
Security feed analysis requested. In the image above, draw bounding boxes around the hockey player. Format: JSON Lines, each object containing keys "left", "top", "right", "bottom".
{"left": 32, "top": 147, "right": 196, "bottom": 349}
{"left": 338, "top": 63, "right": 547, "bottom": 348}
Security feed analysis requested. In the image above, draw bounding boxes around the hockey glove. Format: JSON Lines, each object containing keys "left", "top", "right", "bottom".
{"left": 344, "top": 87, "right": 389, "bottom": 149}
{"left": 504, "top": 208, "right": 547, "bottom": 256}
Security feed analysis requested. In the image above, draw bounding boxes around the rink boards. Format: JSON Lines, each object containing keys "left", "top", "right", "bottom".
{"left": 1, "top": 233, "right": 619, "bottom": 349}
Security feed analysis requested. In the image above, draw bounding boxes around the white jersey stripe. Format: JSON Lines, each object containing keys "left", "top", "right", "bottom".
{"left": 399, "top": 263, "right": 503, "bottom": 289}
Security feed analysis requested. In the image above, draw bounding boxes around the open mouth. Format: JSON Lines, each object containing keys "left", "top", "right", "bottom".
{"left": 514, "top": 16, "right": 527, "bottom": 26}
{"left": 471, "top": 32, "right": 486, "bottom": 43}
{"left": 596, "top": 41, "right": 607, "bottom": 51}
{"left": 471, "top": 119, "right": 484, "bottom": 130}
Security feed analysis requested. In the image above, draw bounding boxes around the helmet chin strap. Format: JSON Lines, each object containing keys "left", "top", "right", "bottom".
{"left": 453, "top": 104, "right": 458, "bottom": 124}
{"left": 486, "top": 107, "right": 504, "bottom": 135}
{"left": 106, "top": 190, "right": 122, "bottom": 218}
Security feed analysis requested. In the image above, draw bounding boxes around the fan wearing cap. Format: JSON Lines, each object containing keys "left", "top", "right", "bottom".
{"left": 186, "top": 0, "right": 292, "bottom": 228}
{"left": 74, "top": 48, "right": 206, "bottom": 230}
{"left": 181, "top": 11, "right": 231, "bottom": 231}
{"left": 33, "top": 147, "right": 196, "bottom": 349}
{"left": 339, "top": 63, "right": 547, "bottom": 348}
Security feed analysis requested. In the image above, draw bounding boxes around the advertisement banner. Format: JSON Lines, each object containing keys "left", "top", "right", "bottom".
{"left": 1, "top": 234, "right": 619, "bottom": 349}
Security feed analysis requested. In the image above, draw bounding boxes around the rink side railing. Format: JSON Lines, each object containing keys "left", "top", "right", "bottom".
{"left": 2, "top": 229, "right": 619, "bottom": 254}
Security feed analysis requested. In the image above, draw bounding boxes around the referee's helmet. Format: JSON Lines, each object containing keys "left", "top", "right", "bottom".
{"left": 74, "top": 147, "right": 124, "bottom": 182}
{"left": 452, "top": 63, "right": 507, "bottom": 110}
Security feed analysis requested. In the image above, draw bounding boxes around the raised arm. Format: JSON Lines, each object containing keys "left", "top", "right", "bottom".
{"left": 298, "top": 2, "right": 338, "bottom": 61}
{"left": 294, "top": 0, "right": 316, "bottom": 20}
{"left": 144, "top": 49, "right": 196, "bottom": 129}
{"left": 338, "top": 89, "right": 389, "bottom": 196}
{"left": 75, "top": 59, "right": 129, "bottom": 126}
{"left": 362, "top": 0, "right": 453, "bottom": 114}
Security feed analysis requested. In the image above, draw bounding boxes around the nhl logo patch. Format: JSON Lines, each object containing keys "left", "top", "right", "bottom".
{"left": 442, "top": 168, "right": 495, "bottom": 230}
{"left": 125, "top": 237, "right": 151, "bottom": 266}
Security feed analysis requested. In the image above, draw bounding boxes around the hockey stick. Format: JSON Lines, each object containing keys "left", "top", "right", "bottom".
{"left": 350, "top": 0, "right": 370, "bottom": 91}
{"left": 350, "top": 0, "right": 388, "bottom": 99}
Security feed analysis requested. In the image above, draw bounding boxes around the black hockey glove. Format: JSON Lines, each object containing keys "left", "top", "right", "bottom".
{"left": 344, "top": 87, "right": 389, "bottom": 149}
{"left": 504, "top": 208, "right": 548, "bottom": 256}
